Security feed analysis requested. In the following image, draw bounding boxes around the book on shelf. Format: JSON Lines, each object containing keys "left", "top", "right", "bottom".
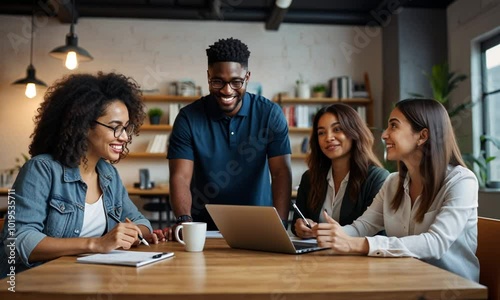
{"left": 352, "top": 82, "right": 369, "bottom": 98}
{"left": 146, "top": 134, "right": 168, "bottom": 153}
{"left": 328, "top": 76, "right": 352, "bottom": 99}
{"left": 282, "top": 105, "right": 296, "bottom": 127}
{"left": 282, "top": 105, "right": 323, "bottom": 128}
{"left": 356, "top": 106, "right": 367, "bottom": 123}
{"left": 169, "top": 103, "right": 187, "bottom": 125}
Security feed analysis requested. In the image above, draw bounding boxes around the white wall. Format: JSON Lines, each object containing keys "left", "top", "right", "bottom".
{"left": 0, "top": 15, "right": 382, "bottom": 190}
{"left": 447, "top": 0, "right": 500, "bottom": 218}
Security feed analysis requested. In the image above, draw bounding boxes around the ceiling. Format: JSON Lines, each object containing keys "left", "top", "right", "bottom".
{"left": 0, "top": 0, "right": 455, "bottom": 30}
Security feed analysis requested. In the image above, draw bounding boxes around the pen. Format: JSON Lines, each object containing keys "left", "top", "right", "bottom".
{"left": 107, "top": 213, "right": 150, "bottom": 246}
{"left": 292, "top": 203, "right": 311, "bottom": 229}
{"left": 152, "top": 252, "right": 169, "bottom": 259}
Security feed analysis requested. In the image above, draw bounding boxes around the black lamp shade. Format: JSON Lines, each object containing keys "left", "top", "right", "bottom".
{"left": 49, "top": 32, "right": 93, "bottom": 61}
{"left": 12, "top": 64, "right": 47, "bottom": 87}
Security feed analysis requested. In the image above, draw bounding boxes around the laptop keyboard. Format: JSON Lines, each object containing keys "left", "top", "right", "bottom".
{"left": 293, "top": 242, "right": 316, "bottom": 250}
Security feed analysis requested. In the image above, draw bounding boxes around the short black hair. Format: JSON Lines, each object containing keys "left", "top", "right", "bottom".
{"left": 206, "top": 38, "right": 250, "bottom": 68}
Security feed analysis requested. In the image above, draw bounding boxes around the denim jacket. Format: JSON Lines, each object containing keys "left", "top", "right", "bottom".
{"left": 0, "top": 154, "right": 152, "bottom": 277}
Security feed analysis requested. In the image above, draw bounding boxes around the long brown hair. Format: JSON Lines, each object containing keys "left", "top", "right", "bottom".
{"left": 307, "top": 103, "right": 383, "bottom": 211}
{"left": 390, "top": 99, "right": 466, "bottom": 222}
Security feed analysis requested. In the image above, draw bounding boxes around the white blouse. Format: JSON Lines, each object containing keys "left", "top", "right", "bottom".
{"left": 343, "top": 165, "right": 479, "bottom": 281}
{"left": 320, "top": 170, "right": 349, "bottom": 223}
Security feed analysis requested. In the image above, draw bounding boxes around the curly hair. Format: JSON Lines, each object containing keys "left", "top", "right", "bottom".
{"left": 307, "top": 103, "right": 383, "bottom": 212}
{"left": 29, "top": 72, "right": 145, "bottom": 168}
{"left": 206, "top": 37, "right": 251, "bottom": 68}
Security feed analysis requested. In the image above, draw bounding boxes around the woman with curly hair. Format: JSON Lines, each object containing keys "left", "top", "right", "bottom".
{"left": 0, "top": 72, "right": 159, "bottom": 277}
{"left": 292, "top": 103, "right": 389, "bottom": 238}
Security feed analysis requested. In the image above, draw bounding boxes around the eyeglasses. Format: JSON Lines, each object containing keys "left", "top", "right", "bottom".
{"left": 209, "top": 75, "right": 248, "bottom": 90}
{"left": 94, "top": 121, "right": 135, "bottom": 138}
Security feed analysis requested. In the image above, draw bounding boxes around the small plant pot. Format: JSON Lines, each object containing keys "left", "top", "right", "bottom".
{"left": 149, "top": 115, "right": 161, "bottom": 125}
{"left": 296, "top": 83, "right": 311, "bottom": 98}
{"left": 312, "top": 91, "right": 325, "bottom": 98}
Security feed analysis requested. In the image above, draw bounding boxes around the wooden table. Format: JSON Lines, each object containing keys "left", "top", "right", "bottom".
{"left": 126, "top": 185, "right": 170, "bottom": 196}
{"left": 0, "top": 239, "right": 487, "bottom": 300}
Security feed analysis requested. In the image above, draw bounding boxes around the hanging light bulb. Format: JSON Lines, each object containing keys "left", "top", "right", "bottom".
{"left": 49, "top": 0, "right": 93, "bottom": 69}
{"left": 25, "top": 83, "right": 37, "bottom": 99}
{"left": 65, "top": 51, "right": 78, "bottom": 70}
{"left": 12, "top": 4, "right": 47, "bottom": 99}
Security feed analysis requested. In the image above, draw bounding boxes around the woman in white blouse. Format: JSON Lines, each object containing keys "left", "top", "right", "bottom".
{"left": 314, "top": 98, "right": 480, "bottom": 282}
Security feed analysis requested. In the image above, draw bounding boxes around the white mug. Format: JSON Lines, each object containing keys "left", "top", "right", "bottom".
{"left": 175, "top": 222, "right": 207, "bottom": 252}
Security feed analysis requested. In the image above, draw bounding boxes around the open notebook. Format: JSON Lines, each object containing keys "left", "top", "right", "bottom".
{"left": 77, "top": 250, "right": 174, "bottom": 267}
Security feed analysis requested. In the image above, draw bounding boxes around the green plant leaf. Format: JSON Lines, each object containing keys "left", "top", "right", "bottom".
{"left": 485, "top": 156, "right": 496, "bottom": 164}
{"left": 481, "top": 135, "right": 500, "bottom": 149}
{"left": 447, "top": 101, "right": 475, "bottom": 118}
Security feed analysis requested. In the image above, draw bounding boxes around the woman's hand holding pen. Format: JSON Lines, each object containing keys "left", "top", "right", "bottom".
{"left": 91, "top": 220, "right": 160, "bottom": 253}
{"left": 92, "top": 222, "right": 146, "bottom": 252}
{"left": 124, "top": 218, "right": 160, "bottom": 246}
{"left": 294, "top": 218, "right": 317, "bottom": 239}
{"left": 314, "top": 210, "right": 369, "bottom": 254}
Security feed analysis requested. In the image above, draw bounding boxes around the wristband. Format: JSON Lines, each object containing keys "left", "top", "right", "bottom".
{"left": 176, "top": 215, "right": 193, "bottom": 224}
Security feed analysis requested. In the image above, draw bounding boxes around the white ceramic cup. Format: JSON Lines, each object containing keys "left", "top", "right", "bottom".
{"left": 175, "top": 222, "right": 207, "bottom": 252}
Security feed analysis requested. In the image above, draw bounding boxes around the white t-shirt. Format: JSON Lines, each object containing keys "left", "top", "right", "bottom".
{"left": 80, "top": 195, "right": 106, "bottom": 237}
{"left": 343, "top": 165, "right": 479, "bottom": 281}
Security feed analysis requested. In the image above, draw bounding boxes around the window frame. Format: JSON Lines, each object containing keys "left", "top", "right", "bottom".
{"left": 480, "top": 33, "right": 500, "bottom": 182}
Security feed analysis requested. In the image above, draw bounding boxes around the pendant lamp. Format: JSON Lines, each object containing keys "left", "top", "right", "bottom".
{"left": 12, "top": 5, "right": 47, "bottom": 99}
{"left": 49, "top": 0, "right": 92, "bottom": 70}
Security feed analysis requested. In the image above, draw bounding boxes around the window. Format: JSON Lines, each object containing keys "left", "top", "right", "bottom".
{"left": 481, "top": 34, "right": 500, "bottom": 182}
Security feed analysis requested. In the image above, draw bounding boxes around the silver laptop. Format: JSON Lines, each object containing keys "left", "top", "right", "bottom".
{"left": 205, "top": 204, "right": 328, "bottom": 254}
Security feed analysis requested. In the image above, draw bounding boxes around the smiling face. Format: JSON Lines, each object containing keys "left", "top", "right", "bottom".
{"left": 382, "top": 108, "right": 423, "bottom": 164}
{"left": 207, "top": 61, "right": 250, "bottom": 117}
{"left": 316, "top": 112, "right": 353, "bottom": 162}
{"left": 87, "top": 100, "right": 130, "bottom": 162}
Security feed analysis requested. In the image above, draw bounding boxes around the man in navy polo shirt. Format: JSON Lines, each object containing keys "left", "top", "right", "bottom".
{"left": 167, "top": 38, "right": 292, "bottom": 230}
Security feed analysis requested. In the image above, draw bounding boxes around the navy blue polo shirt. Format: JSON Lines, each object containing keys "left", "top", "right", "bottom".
{"left": 167, "top": 93, "right": 291, "bottom": 228}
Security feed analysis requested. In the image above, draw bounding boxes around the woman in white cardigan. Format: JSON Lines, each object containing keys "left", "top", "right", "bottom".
{"left": 314, "top": 98, "right": 479, "bottom": 282}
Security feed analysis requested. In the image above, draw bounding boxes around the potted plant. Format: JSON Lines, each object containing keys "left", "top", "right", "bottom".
{"left": 312, "top": 84, "right": 326, "bottom": 98}
{"left": 295, "top": 74, "right": 310, "bottom": 98}
{"left": 148, "top": 107, "right": 163, "bottom": 125}
{"left": 462, "top": 135, "right": 500, "bottom": 188}
{"left": 409, "top": 62, "right": 470, "bottom": 117}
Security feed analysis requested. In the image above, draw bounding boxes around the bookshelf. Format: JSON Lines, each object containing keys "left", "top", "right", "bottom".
{"left": 126, "top": 95, "right": 199, "bottom": 159}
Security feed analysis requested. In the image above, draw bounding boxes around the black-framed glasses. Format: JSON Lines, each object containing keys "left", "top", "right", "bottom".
{"left": 209, "top": 74, "right": 248, "bottom": 90}
{"left": 94, "top": 121, "right": 135, "bottom": 138}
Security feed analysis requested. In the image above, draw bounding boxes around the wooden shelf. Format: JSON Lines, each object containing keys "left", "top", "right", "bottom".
{"left": 140, "top": 124, "right": 172, "bottom": 131}
{"left": 274, "top": 97, "right": 370, "bottom": 105}
{"left": 291, "top": 153, "right": 307, "bottom": 159}
{"left": 142, "top": 95, "right": 199, "bottom": 103}
{"left": 289, "top": 127, "right": 312, "bottom": 134}
{"left": 127, "top": 152, "right": 167, "bottom": 158}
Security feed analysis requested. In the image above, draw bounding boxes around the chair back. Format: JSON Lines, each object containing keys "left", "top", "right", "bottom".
{"left": 477, "top": 217, "right": 500, "bottom": 300}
